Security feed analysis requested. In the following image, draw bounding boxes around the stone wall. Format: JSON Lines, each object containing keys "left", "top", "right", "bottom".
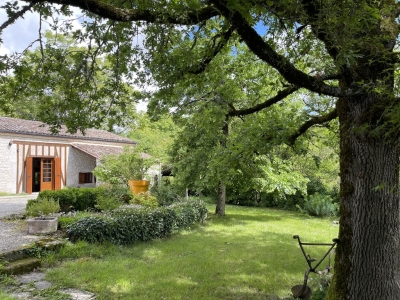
{"left": 0, "top": 137, "right": 17, "bottom": 193}
{"left": 67, "top": 147, "right": 97, "bottom": 188}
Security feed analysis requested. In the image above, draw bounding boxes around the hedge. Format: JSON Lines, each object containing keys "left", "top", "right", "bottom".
{"left": 66, "top": 200, "right": 208, "bottom": 245}
{"left": 28, "top": 186, "right": 131, "bottom": 213}
{"left": 29, "top": 188, "right": 100, "bottom": 212}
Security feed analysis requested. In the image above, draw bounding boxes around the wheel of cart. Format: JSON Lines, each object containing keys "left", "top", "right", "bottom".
{"left": 291, "top": 235, "right": 338, "bottom": 299}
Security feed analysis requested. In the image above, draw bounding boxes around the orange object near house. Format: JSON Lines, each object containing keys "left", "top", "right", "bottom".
{"left": 128, "top": 180, "right": 150, "bottom": 195}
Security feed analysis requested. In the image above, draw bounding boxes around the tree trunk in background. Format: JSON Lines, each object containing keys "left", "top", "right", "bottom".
{"left": 216, "top": 182, "right": 226, "bottom": 216}
{"left": 326, "top": 90, "right": 400, "bottom": 299}
{"left": 215, "top": 119, "right": 229, "bottom": 216}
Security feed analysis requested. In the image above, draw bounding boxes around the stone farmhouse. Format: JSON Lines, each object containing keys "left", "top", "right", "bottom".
{"left": 0, "top": 117, "right": 136, "bottom": 194}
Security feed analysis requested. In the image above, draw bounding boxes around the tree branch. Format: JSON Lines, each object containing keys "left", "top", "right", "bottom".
{"left": 392, "top": 2, "right": 400, "bottom": 19}
{"left": 289, "top": 108, "right": 338, "bottom": 145}
{"left": 188, "top": 26, "right": 235, "bottom": 75}
{"left": 228, "top": 86, "right": 299, "bottom": 117}
{"left": 22, "top": 0, "right": 219, "bottom": 25}
{"left": 0, "top": 1, "right": 37, "bottom": 34}
{"left": 299, "top": 0, "right": 339, "bottom": 60}
{"left": 210, "top": 0, "right": 344, "bottom": 98}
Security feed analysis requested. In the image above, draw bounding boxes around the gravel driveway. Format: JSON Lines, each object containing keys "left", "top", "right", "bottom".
{"left": 0, "top": 194, "right": 42, "bottom": 252}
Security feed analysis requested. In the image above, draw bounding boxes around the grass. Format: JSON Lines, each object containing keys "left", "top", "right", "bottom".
{"left": 42, "top": 205, "right": 338, "bottom": 300}
{"left": 0, "top": 291, "right": 17, "bottom": 300}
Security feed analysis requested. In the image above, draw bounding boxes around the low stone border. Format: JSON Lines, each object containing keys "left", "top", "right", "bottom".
{"left": 3, "top": 271, "right": 96, "bottom": 300}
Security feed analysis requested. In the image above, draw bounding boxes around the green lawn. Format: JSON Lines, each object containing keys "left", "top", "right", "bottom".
{"left": 44, "top": 205, "right": 338, "bottom": 299}
{"left": 0, "top": 291, "right": 17, "bottom": 300}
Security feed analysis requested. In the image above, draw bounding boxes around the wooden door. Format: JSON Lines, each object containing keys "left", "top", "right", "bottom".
{"left": 54, "top": 157, "right": 61, "bottom": 190}
{"left": 40, "top": 158, "right": 53, "bottom": 191}
{"left": 26, "top": 157, "right": 33, "bottom": 194}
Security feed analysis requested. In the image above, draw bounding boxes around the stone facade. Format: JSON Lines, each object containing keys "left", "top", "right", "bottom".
{"left": 0, "top": 136, "right": 17, "bottom": 194}
{"left": 67, "top": 147, "right": 97, "bottom": 188}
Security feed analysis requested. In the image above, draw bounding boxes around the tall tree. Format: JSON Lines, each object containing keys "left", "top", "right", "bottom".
{"left": 163, "top": 51, "right": 312, "bottom": 215}
{"left": 0, "top": 32, "right": 139, "bottom": 131}
{"left": 128, "top": 111, "right": 177, "bottom": 163}
{"left": 2, "top": 1, "right": 400, "bottom": 299}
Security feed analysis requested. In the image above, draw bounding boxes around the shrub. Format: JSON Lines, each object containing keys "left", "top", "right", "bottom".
{"left": 66, "top": 200, "right": 208, "bottom": 245}
{"left": 151, "top": 185, "right": 182, "bottom": 206}
{"left": 73, "top": 188, "right": 101, "bottom": 211}
{"left": 308, "top": 273, "right": 333, "bottom": 300}
{"left": 58, "top": 211, "right": 100, "bottom": 229}
{"left": 226, "top": 188, "right": 305, "bottom": 210}
{"left": 95, "top": 194, "right": 123, "bottom": 211}
{"left": 37, "top": 189, "right": 77, "bottom": 212}
{"left": 171, "top": 199, "right": 208, "bottom": 228}
{"left": 130, "top": 192, "right": 158, "bottom": 208}
{"left": 26, "top": 197, "right": 60, "bottom": 217}
{"left": 93, "top": 146, "right": 154, "bottom": 184}
{"left": 297, "top": 193, "right": 338, "bottom": 217}
{"left": 37, "top": 187, "right": 107, "bottom": 212}
{"left": 99, "top": 184, "right": 131, "bottom": 204}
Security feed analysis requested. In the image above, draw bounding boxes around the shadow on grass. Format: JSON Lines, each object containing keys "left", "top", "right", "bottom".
{"left": 46, "top": 206, "right": 338, "bottom": 300}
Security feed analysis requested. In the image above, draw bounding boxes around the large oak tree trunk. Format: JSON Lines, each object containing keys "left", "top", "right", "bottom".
{"left": 326, "top": 90, "right": 400, "bottom": 299}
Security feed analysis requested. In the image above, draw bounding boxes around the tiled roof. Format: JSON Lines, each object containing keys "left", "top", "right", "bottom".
{"left": 71, "top": 143, "right": 127, "bottom": 159}
{"left": 0, "top": 117, "right": 136, "bottom": 144}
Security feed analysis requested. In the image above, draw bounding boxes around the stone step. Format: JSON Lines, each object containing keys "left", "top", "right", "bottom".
{"left": 0, "top": 238, "right": 64, "bottom": 263}
{"left": 0, "top": 257, "right": 41, "bottom": 275}
{"left": 0, "top": 238, "right": 65, "bottom": 276}
{"left": 0, "top": 245, "right": 35, "bottom": 262}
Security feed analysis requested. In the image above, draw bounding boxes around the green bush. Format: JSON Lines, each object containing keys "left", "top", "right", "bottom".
{"left": 37, "top": 187, "right": 118, "bottom": 212}
{"left": 66, "top": 200, "right": 208, "bottom": 245}
{"left": 226, "top": 188, "right": 305, "bottom": 210}
{"left": 37, "top": 189, "right": 77, "bottom": 212}
{"left": 94, "top": 185, "right": 131, "bottom": 211}
{"left": 58, "top": 211, "right": 97, "bottom": 229}
{"left": 73, "top": 188, "right": 101, "bottom": 211}
{"left": 297, "top": 193, "right": 338, "bottom": 217}
{"left": 309, "top": 273, "right": 333, "bottom": 300}
{"left": 130, "top": 192, "right": 158, "bottom": 208}
{"left": 93, "top": 146, "right": 154, "bottom": 184}
{"left": 95, "top": 194, "right": 123, "bottom": 211}
{"left": 99, "top": 184, "right": 131, "bottom": 204}
{"left": 170, "top": 199, "right": 208, "bottom": 228}
{"left": 151, "top": 185, "right": 182, "bottom": 206}
{"left": 26, "top": 197, "right": 60, "bottom": 217}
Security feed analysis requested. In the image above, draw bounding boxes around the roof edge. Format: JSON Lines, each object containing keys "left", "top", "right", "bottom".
{"left": 0, "top": 129, "right": 136, "bottom": 145}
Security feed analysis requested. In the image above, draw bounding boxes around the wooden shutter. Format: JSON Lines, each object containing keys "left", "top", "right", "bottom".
{"left": 79, "top": 173, "right": 85, "bottom": 184}
{"left": 54, "top": 157, "right": 61, "bottom": 190}
{"left": 26, "top": 156, "right": 33, "bottom": 194}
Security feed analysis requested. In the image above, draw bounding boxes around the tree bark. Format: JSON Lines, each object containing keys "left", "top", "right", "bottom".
{"left": 215, "top": 120, "right": 229, "bottom": 216}
{"left": 326, "top": 90, "right": 400, "bottom": 299}
{"left": 216, "top": 182, "right": 226, "bottom": 216}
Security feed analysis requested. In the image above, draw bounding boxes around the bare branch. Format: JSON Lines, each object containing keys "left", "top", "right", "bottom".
{"left": 228, "top": 86, "right": 299, "bottom": 117}
{"left": 22, "top": 0, "right": 219, "bottom": 25}
{"left": 289, "top": 108, "right": 338, "bottom": 145}
{"left": 0, "top": 1, "right": 37, "bottom": 34}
